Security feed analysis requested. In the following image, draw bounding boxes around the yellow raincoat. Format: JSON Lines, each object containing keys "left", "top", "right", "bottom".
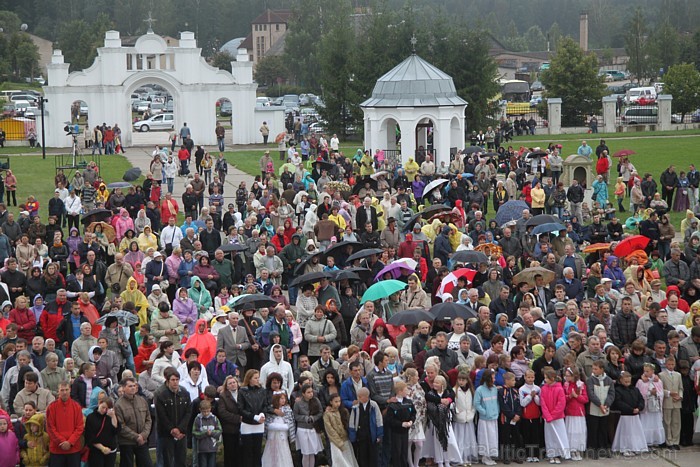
{"left": 137, "top": 226, "right": 158, "bottom": 252}
{"left": 404, "top": 157, "right": 419, "bottom": 181}
{"left": 120, "top": 276, "right": 149, "bottom": 326}
{"left": 360, "top": 152, "right": 375, "bottom": 176}
{"left": 372, "top": 198, "right": 386, "bottom": 231}
{"left": 448, "top": 223, "right": 462, "bottom": 251}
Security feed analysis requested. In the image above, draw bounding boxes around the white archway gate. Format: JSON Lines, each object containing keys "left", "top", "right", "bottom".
{"left": 39, "top": 30, "right": 263, "bottom": 149}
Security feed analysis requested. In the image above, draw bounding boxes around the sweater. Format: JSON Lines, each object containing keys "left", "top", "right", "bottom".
{"left": 563, "top": 380, "right": 588, "bottom": 416}
{"left": 192, "top": 412, "right": 222, "bottom": 453}
{"left": 45, "top": 397, "right": 84, "bottom": 454}
{"left": 474, "top": 385, "right": 499, "bottom": 421}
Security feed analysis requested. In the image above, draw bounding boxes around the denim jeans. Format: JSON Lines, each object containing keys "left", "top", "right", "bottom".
{"left": 166, "top": 178, "right": 174, "bottom": 194}
{"left": 217, "top": 137, "right": 225, "bottom": 152}
{"left": 158, "top": 436, "right": 186, "bottom": 467}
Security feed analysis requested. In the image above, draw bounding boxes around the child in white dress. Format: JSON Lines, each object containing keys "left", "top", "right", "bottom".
{"left": 635, "top": 363, "right": 665, "bottom": 447}
{"left": 262, "top": 392, "right": 295, "bottom": 467}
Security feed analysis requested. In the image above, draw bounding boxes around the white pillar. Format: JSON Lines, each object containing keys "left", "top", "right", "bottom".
{"left": 547, "top": 98, "right": 562, "bottom": 135}
{"left": 436, "top": 119, "right": 451, "bottom": 168}
{"left": 657, "top": 94, "right": 673, "bottom": 131}
{"left": 601, "top": 96, "right": 617, "bottom": 133}
{"left": 399, "top": 117, "right": 416, "bottom": 167}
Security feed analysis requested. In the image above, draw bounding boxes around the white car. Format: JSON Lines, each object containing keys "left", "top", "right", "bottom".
{"left": 256, "top": 97, "right": 271, "bottom": 107}
{"left": 133, "top": 113, "right": 175, "bottom": 132}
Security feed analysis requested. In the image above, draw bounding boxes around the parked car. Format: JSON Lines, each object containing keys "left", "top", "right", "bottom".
{"left": 299, "top": 93, "right": 317, "bottom": 106}
{"left": 530, "top": 81, "right": 544, "bottom": 92}
{"left": 133, "top": 113, "right": 175, "bottom": 132}
{"left": 24, "top": 106, "right": 39, "bottom": 118}
{"left": 132, "top": 100, "right": 150, "bottom": 113}
{"left": 149, "top": 102, "right": 165, "bottom": 115}
{"left": 600, "top": 70, "right": 626, "bottom": 81}
{"left": 220, "top": 101, "right": 232, "bottom": 116}
{"left": 621, "top": 107, "right": 658, "bottom": 125}
{"left": 530, "top": 96, "right": 543, "bottom": 107}
{"left": 309, "top": 122, "right": 326, "bottom": 134}
{"left": 165, "top": 100, "right": 174, "bottom": 112}
{"left": 256, "top": 97, "right": 271, "bottom": 107}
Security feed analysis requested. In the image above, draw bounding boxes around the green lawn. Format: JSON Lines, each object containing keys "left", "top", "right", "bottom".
{"left": 0, "top": 153, "right": 134, "bottom": 215}
{"left": 516, "top": 128, "right": 700, "bottom": 142}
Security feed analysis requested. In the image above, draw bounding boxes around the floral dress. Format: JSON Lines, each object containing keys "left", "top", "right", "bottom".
{"left": 407, "top": 382, "right": 426, "bottom": 441}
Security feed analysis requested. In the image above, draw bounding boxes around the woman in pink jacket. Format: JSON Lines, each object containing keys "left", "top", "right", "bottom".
{"left": 113, "top": 208, "right": 135, "bottom": 242}
{"left": 563, "top": 367, "right": 588, "bottom": 461}
{"left": 540, "top": 368, "right": 570, "bottom": 464}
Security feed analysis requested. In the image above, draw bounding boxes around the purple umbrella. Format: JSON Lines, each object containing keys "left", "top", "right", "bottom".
{"left": 374, "top": 262, "right": 416, "bottom": 281}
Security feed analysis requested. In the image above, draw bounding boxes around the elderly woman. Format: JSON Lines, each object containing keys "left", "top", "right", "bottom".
{"left": 98, "top": 316, "right": 128, "bottom": 373}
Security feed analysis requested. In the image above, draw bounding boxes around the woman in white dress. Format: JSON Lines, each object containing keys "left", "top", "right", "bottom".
{"left": 262, "top": 392, "right": 295, "bottom": 467}
{"left": 474, "top": 368, "right": 499, "bottom": 466}
{"left": 635, "top": 364, "right": 665, "bottom": 447}
{"left": 323, "top": 394, "right": 359, "bottom": 467}
{"left": 405, "top": 368, "right": 426, "bottom": 467}
{"left": 424, "top": 375, "right": 461, "bottom": 467}
{"left": 612, "top": 371, "right": 649, "bottom": 456}
{"left": 540, "top": 368, "right": 570, "bottom": 464}
{"left": 293, "top": 383, "right": 324, "bottom": 467}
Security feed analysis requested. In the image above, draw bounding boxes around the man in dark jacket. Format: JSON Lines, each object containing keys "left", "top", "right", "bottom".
{"left": 433, "top": 226, "right": 453, "bottom": 267}
{"left": 154, "top": 367, "right": 192, "bottom": 467}
{"left": 660, "top": 165, "right": 679, "bottom": 207}
{"left": 199, "top": 218, "right": 221, "bottom": 257}
{"left": 610, "top": 297, "right": 639, "bottom": 349}
{"left": 205, "top": 349, "right": 238, "bottom": 389}
{"left": 424, "top": 332, "right": 459, "bottom": 373}
{"left": 57, "top": 301, "right": 90, "bottom": 352}
{"left": 646, "top": 309, "right": 675, "bottom": 348}
{"left": 641, "top": 173, "right": 658, "bottom": 208}
{"left": 355, "top": 197, "right": 378, "bottom": 234}
{"left": 639, "top": 211, "right": 660, "bottom": 250}
{"left": 211, "top": 249, "right": 235, "bottom": 289}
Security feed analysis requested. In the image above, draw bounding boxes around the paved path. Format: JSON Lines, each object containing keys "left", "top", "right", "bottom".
{"left": 122, "top": 145, "right": 255, "bottom": 208}
{"left": 567, "top": 445, "right": 699, "bottom": 467}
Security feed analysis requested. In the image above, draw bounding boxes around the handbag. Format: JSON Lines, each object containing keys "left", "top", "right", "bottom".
{"left": 159, "top": 263, "right": 169, "bottom": 291}
{"left": 322, "top": 320, "right": 341, "bottom": 353}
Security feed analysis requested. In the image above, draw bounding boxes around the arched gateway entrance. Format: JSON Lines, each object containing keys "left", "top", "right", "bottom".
{"left": 39, "top": 29, "right": 260, "bottom": 149}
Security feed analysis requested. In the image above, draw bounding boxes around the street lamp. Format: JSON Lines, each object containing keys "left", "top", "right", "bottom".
{"left": 38, "top": 97, "right": 47, "bottom": 159}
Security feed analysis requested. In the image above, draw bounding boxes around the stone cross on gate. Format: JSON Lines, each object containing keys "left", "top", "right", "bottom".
{"left": 410, "top": 34, "right": 417, "bottom": 53}
{"left": 144, "top": 11, "right": 157, "bottom": 33}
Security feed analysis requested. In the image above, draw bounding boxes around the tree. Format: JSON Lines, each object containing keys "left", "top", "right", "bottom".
{"left": 650, "top": 18, "right": 680, "bottom": 75}
{"left": 209, "top": 51, "right": 233, "bottom": 73}
{"left": 523, "top": 26, "right": 547, "bottom": 52}
{"left": 663, "top": 63, "right": 700, "bottom": 121}
{"left": 8, "top": 33, "right": 40, "bottom": 80}
{"left": 625, "top": 9, "right": 656, "bottom": 83}
{"left": 540, "top": 37, "right": 606, "bottom": 126}
{"left": 254, "top": 55, "right": 289, "bottom": 87}
{"left": 56, "top": 13, "right": 113, "bottom": 72}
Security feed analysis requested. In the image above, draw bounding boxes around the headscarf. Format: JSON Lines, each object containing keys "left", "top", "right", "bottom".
{"left": 183, "top": 318, "right": 217, "bottom": 365}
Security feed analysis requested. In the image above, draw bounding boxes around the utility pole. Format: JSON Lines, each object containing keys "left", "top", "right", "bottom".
{"left": 39, "top": 96, "right": 47, "bottom": 159}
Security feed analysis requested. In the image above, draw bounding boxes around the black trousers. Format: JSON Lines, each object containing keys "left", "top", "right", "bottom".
{"left": 680, "top": 411, "right": 695, "bottom": 445}
{"left": 222, "top": 432, "right": 240, "bottom": 466}
{"left": 67, "top": 214, "right": 80, "bottom": 231}
{"left": 49, "top": 452, "right": 81, "bottom": 467}
{"left": 159, "top": 436, "right": 186, "bottom": 467}
{"left": 88, "top": 448, "right": 117, "bottom": 467}
{"left": 587, "top": 414, "right": 610, "bottom": 453}
{"left": 499, "top": 420, "right": 524, "bottom": 461}
{"left": 520, "top": 417, "right": 543, "bottom": 458}
{"left": 119, "top": 443, "right": 153, "bottom": 467}
{"left": 391, "top": 430, "right": 409, "bottom": 467}
{"left": 353, "top": 438, "right": 377, "bottom": 467}
{"left": 240, "top": 433, "right": 263, "bottom": 467}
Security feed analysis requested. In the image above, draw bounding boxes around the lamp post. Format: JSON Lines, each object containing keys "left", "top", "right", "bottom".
{"left": 38, "top": 96, "right": 47, "bottom": 159}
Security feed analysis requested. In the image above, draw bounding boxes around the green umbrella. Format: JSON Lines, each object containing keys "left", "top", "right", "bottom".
{"left": 360, "top": 280, "right": 407, "bottom": 304}
{"left": 278, "top": 162, "right": 296, "bottom": 176}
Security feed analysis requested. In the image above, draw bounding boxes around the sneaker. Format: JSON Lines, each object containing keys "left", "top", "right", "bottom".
{"left": 533, "top": 458, "right": 540, "bottom": 463}
{"left": 554, "top": 459, "right": 561, "bottom": 464}
{"left": 623, "top": 451, "right": 635, "bottom": 457}
{"left": 526, "top": 458, "right": 533, "bottom": 463}
{"left": 549, "top": 459, "right": 556, "bottom": 465}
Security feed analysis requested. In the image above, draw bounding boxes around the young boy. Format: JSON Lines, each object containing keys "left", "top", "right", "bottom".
{"left": 678, "top": 360, "right": 697, "bottom": 446}
{"left": 519, "top": 369, "right": 543, "bottom": 462}
{"left": 499, "top": 372, "right": 524, "bottom": 464}
{"left": 585, "top": 360, "right": 614, "bottom": 458}
{"left": 348, "top": 387, "right": 384, "bottom": 467}
{"left": 659, "top": 356, "right": 683, "bottom": 450}
{"left": 384, "top": 381, "right": 416, "bottom": 467}
{"left": 192, "top": 399, "right": 222, "bottom": 467}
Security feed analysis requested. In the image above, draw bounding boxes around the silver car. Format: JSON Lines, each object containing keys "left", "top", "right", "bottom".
{"left": 133, "top": 113, "right": 175, "bottom": 132}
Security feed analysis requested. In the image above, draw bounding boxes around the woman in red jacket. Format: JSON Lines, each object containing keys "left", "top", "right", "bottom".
{"left": 9, "top": 295, "right": 36, "bottom": 341}
{"left": 362, "top": 318, "right": 395, "bottom": 356}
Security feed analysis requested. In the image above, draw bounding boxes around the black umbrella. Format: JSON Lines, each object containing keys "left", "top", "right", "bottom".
{"left": 352, "top": 176, "right": 379, "bottom": 194}
{"left": 422, "top": 204, "right": 452, "bottom": 217}
{"left": 290, "top": 271, "right": 332, "bottom": 288}
{"left": 450, "top": 250, "right": 488, "bottom": 264}
{"left": 219, "top": 243, "right": 248, "bottom": 253}
{"left": 294, "top": 252, "right": 324, "bottom": 275}
{"left": 526, "top": 150, "right": 548, "bottom": 159}
{"left": 525, "top": 214, "right": 560, "bottom": 227}
{"left": 80, "top": 208, "right": 112, "bottom": 225}
{"left": 347, "top": 248, "right": 384, "bottom": 263}
{"left": 401, "top": 212, "right": 424, "bottom": 233}
{"left": 430, "top": 302, "right": 475, "bottom": 321}
{"left": 231, "top": 294, "right": 278, "bottom": 309}
{"left": 123, "top": 167, "right": 142, "bottom": 182}
{"left": 463, "top": 146, "right": 482, "bottom": 154}
{"left": 313, "top": 160, "right": 334, "bottom": 171}
{"left": 343, "top": 267, "right": 372, "bottom": 280}
{"left": 331, "top": 270, "right": 361, "bottom": 282}
{"left": 322, "top": 241, "right": 363, "bottom": 262}
{"left": 387, "top": 309, "right": 434, "bottom": 326}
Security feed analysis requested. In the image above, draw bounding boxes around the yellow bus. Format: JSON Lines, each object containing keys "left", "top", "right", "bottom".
{"left": 499, "top": 79, "right": 531, "bottom": 115}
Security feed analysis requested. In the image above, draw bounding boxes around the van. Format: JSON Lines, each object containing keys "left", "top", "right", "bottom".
{"left": 621, "top": 107, "right": 658, "bottom": 125}
{"left": 625, "top": 86, "right": 656, "bottom": 105}
{"left": 13, "top": 100, "right": 31, "bottom": 115}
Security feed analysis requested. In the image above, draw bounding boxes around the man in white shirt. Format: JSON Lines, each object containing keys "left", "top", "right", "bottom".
{"left": 64, "top": 190, "right": 82, "bottom": 231}
{"left": 330, "top": 134, "right": 340, "bottom": 152}
{"left": 259, "top": 344, "right": 294, "bottom": 396}
{"left": 160, "top": 216, "right": 184, "bottom": 254}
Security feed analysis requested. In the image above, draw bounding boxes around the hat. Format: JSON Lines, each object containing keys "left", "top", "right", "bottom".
{"left": 555, "top": 302, "right": 567, "bottom": 309}
{"left": 158, "top": 336, "right": 172, "bottom": 343}
{"left": 54, "top": 188, "right": 60, "bottom": 193}
{"left": 692, "top": 326, "right": 700, "bottom": 338}
{"left": 153, "top": 251, "right": 162, "bottom": 258}
{"left": 601, "top": 277, "right": 612, "bottom": 284}
{"left": 20, "top": 211, "right": 29, "bottom": 216}
{"left": 650, "top": 279, "right": 662, "bottom": 286}
{"left": 214, "top": 309, "right": 227, "bottom": 319}
{"left": 151, "top": 284, "right": 161, "bottom": 291}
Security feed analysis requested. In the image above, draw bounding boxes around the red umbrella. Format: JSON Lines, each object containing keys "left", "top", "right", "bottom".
{"left": 437, "top": 268, "right": 477, "bottom": 295}
{"left": 274, "top": 132, "right": 287, "bottom": 143}
{"left": 613, "top": 149, "right": 636, "bottom": 158}
{"left": 613, "top": 235, "right": 650, "bottom": 258}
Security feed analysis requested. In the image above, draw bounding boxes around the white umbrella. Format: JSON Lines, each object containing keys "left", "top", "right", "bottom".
{"left": 370, "top": 171, "right": 389, "bottom": 180}
{"left": 393, "top": 258, "right": 418, "bottom": 270}
{"left": 422, "top": 178, "right": 450, "bottom": 199}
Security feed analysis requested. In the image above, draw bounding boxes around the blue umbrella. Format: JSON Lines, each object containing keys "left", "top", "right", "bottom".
{"left": 532, "top": 222, "right": 566, "bottom": 235}
{"left": 494, "top": 200, "right": 529, "bottom": 226}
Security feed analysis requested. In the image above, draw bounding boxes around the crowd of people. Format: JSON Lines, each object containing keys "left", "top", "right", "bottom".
{"left": 0, "top": 131, "right": 699, "bottom": 467}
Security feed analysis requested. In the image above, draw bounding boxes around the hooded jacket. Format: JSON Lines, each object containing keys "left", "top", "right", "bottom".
{"left": 188, "top": 276, "right": 213, "bottom": 316}
{"left": 22, "top": 413, "right": 49, "bottom": 467}
{"left": 173, "top": 287, "right": 198, "bottom": 336}
{"left": 361, "top": 318, "right": 395, "bottom": 356}
{"left": 114, "top": 208, "right": 135, "bottom": 242}
{"left": 183, "top": 318, "right": 217, "bottom": 365}
{"left": 0, "top": 414, "right": 19, "bottom": 467}
{"left": 259, "top": 344, "right": 295, "bottom": 395}
{"left": 9, "top": 301, "right": 37, "bottom": 341}
{"left": 120, "top": 277, "right": 149, "bottom": 326}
